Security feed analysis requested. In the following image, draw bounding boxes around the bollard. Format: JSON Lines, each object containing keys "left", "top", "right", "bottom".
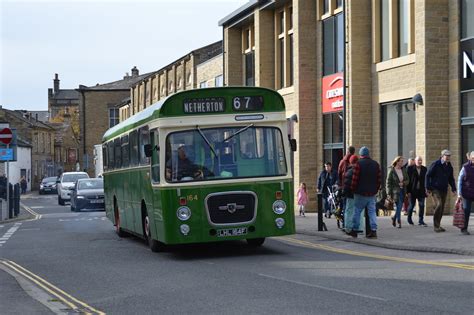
{"left": 14, "top": 183, "right": 20, "bottom": 217}
{"left": 317, "top": 193, "right": 327, "bottom": 231}
{"left": 8, "top": 183, "right": 13, "bottom": 219}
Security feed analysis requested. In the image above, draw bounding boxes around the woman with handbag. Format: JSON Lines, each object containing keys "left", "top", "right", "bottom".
{"left": 386, "top": 156, "right": 409, "bottom": 228}
{"left": 457, "top": 151, "right": 474, "bottom": 235}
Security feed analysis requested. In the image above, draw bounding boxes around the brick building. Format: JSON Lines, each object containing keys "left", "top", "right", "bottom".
{"left": 77, "top": 67, "right": 149, "bottom": 175}
{"left": 120, "top": 41, "right": 223, "bottom": 121}
{"left": 219, "top": 0, "right": 474, "bottom": 212}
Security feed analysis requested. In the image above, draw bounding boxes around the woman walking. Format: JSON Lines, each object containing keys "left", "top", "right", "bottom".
{"left": 386, "top": 156, "right": 409, "bottom": 228}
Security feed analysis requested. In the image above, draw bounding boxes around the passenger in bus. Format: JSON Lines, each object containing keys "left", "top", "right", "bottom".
{"left": 166, "top": 145, "right": 203, "bottom": 181}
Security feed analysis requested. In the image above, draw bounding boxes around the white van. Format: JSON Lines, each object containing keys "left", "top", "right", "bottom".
{"left": 57, "top": 172, "right": 89, "bottom": 205}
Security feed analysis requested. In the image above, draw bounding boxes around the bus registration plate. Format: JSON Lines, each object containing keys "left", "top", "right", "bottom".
{"left": 217, "top": 227, "right": 247, "bottom": 237}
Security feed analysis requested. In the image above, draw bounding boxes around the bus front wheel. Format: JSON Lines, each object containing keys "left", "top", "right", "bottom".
{"left": 246, "top": 238, "right": 265, "bottom": 247}
{"left": 143, "top": 211, "right": 165, "bottom": 252}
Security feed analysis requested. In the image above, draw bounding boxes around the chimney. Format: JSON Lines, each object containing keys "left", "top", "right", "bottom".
{"left": 131, "top": 66, "right": 139, "bottom": 77}
{"left": 123, "top": 72, "right": 130, "bottom": 80}
{"left": 53, "top": 73, "right": 60, "bottom": 93}
{"left": 35, "top": 114, "right": 38, "bottom": 122}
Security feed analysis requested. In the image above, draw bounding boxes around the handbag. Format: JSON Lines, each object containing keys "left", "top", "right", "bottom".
{"left": 453, "top": 199, "right": 465, "bottom": 229}
{"left": 384, "top": 197, "right": 394, "bottom": 210}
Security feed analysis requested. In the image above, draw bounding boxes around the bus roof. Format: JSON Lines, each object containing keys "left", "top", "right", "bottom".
{"left": 102, "top": 86, "right": 285, "bottom": 142}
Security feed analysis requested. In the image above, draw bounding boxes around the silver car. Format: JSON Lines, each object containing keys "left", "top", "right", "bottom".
{"left": 70, "top": 178, "right": 104, "bottom": 212}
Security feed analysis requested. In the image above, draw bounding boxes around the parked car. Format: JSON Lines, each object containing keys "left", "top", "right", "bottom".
{"left": 39, "top": 177, "right": 57, "bottom": 195}
{"left": 57, "top": 172, "right": 89, "bottom": 205}
{"left": 70, "top": 178, "right": 104, "bottom": 212}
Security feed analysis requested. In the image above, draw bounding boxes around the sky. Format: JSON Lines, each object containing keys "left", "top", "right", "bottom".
{"left": 0, "top": 0, "right": 248, "bottom": 111}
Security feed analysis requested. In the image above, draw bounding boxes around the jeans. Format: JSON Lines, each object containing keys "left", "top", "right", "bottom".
{"left": 394, "top": 189, "right": 406, "bottom": 222}
{"left": 352, "top": 194, "right": 377, "bottom": 231}
{"left": 408, "top": 194, "right": 425, "bottom": 223}
{"left": 431, "top": 190, "right": 447, "bottom": 228}
{"left": 462, "top": 198, "right": 472, "bottom": 230}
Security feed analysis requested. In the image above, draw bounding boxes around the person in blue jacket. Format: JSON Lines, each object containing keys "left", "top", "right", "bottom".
{"left": 425, "top": 149, "right": 456, "bottom": 232}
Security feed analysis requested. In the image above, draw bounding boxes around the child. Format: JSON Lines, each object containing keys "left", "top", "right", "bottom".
{"left": 297, "top": 182, "right": 309, "bottom": 216}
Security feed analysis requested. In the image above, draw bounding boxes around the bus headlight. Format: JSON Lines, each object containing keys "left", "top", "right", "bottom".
{"left": 275, "top": 218, "right": 285, "bottom": 229}
{"left": 177, "top": 206, "right": 191, "bottom": 221}
{"left": 180, "top": 224, "right": 190, "bottom": 236}
{"left": 272, "top": 200, "right": 286, "bottom": 214}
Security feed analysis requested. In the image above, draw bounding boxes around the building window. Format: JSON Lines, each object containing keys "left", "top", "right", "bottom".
{"left": 242, "top": 26, "right": 255, "bottom": 86}
{"left": 380, "top": 0, "right": 390, "bottom": 61}
{"left": 323, "top": 0, "right": 330, "bottom": 15}
{"left": 323, "top": 14, "right": 344, "bottom": 76}
{"left": 323, "top": 112, "right": 344, "bottom": 168}
{"left": 200, "top": 81, "right": 208, "bottom": 88}
{"left": 215, "top": 75, "right": 223, "bottom": 87}
{"left": 275, "top": 5, "right": 294, "bottom": 89}
{"left": 109, "top": 108, "right": 119, "bottom": 128}
{"left": 399, "top": 0, "right": 409, "bottom": 57}
{"left": 462, "top": 0, "right": 474, "bottom": 39}
{"left": 381, "top": 100, "right": 416, "bottom": 172}
{"left": 462, "top": 92, "right": 474, "bottom": 162}
{"left": 245, "top": 52, "right": 255, "bottom": 86}
{"left": 289, "top": 34, "right": 294, "bottom": 86}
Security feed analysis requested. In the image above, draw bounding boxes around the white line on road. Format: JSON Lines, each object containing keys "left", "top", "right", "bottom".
{"left": 29, "top": 206, "right": 44, "bottom": 209}
{"left": 0, "top": 222, "right": 22, "bottom": 247}
{"left": 258, "top": 273, "right": 387, "bottom": 302}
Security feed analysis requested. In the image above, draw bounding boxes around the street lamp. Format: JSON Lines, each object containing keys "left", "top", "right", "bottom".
{"left": 412, "top": 93, "right": 423, "bottom": 106}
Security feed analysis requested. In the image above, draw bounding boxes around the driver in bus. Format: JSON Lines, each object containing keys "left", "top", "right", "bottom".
{"left": 166, "top": 145, "right": 203, "bottom": 181}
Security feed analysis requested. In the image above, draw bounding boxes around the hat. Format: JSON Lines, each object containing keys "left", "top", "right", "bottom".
{"left": 441, "top": 149, "right": 451, "bottom": 156}
{"left": 359, "top": 146, "right": 370, "bottom": 157}
{"left": 349, "top": 155, "right": 359, "bottom": 164}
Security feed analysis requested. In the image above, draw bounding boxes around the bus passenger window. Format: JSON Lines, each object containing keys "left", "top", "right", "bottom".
{"left": 151, "top": 130, "right": 159, "bottom": 183}
{"left": 130, "top": 130, "right": 138, "bottom": 166}
{"left": 139, "top": 126, "right": 150, "bottom": 165}
{"left": 121, "top": 135, "right": 129, "bottom": 168}
{"left": 107, "top": 141, "right": 115, "bottom": 169}
{"left": 114, "top": 138, "right": 121, "bottom": 168}
{"left": 102, "top": 146, "right": 107, "bottom": 171}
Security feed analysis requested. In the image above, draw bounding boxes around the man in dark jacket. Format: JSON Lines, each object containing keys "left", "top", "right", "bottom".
{"left": 317, "top": 162, "right": 337, "bottom": 218}
{"left": 406, "top": 156, "right": 428, "bottom": 226}
{"left": 426, "top": 149, "right": 457, "bottom": 232}
{"left": 349, "top": 146, "right": 381, "bottom": 239}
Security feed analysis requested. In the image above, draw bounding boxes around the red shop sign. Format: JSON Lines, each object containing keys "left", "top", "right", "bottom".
{"left": 322, "top": 72, "right": 344, "bottom": 114}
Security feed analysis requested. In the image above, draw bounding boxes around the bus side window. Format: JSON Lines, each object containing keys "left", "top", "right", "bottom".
{"left": 121, "top": 135, "right": 129, "bottom": 168}
{"left": 107, "top": 141, "right": 115, "bottom": 169}
{"left": 114, "top": 138, "right": 122, "bottom": 169}
{"left": 139, "top": 126, "right": 150, "bottom": 165}
{"left": 130, "top": 130, "right": 138, "bottom": 166}
{"left": 102, "top": 146, "right": 107, "bottom": 171}
{"left": 150, "top": 129, "right": 159, "bottom": 183}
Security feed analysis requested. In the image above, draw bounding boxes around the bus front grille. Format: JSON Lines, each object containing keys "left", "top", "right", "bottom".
{"left": 205, "top": 192, "right": 257, "bottom": 226}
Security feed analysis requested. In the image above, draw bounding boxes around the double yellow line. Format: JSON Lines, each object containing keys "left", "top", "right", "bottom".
{"left": 278, "top": 237, "right": 474, "bottom": 271}
{"left": 1, "top": 259, "right": 105, "bottom": 315}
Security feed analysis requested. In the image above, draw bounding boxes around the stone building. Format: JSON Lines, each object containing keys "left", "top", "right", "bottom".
{"left": 77, "top": 67, "right": 149, "bottom": 176}
{"left": 219, "top": 0, "right": 474, "bottom": 212}
{"left": 119, "top": 41, "right": 223, "bottom": 121}
{"left": 0, "top": 108, "right": 55, "bottom": 190}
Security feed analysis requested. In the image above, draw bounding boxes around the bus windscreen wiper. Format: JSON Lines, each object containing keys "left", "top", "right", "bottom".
{"left": 223, "top": 124, "right": 254, "bottom": 142}
{"left": 196, "top": 126, "right": 218, "bottom": 158}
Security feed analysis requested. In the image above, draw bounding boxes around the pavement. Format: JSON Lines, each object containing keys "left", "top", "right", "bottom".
{"left": 295, "top": 212, "right": 474, "bottom": 256}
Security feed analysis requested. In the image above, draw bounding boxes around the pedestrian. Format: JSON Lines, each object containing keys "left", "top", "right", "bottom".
{"left": 338, "top": 146, "right": 355, "bottom": 212}
{"left": 386, "top": 156, "right": 409, "bottom": 228}
{"left": 426, "top": 149, "right": 457, "bottom": 232}
{"left": 0, "top": 174, "right": 6, "bottom": 199}
{"left": 406, "top": 156, "right": 428, "bottom": 226}
{"left": 297, "top": 182, "right": 309, "bottom": 216}
{"left": 343, "top": 155, "right": 364, "bottom": 233}
{"left": 402, "top": 158, "right": 415, "bottom": 215}
{"left": 20, "top": 176, "right": 27, "bottom": 194}
{"left": 348, "top": 146, "right": 381, "bottom": 238}
{"left": 317, "top": 162, "right": 338, "bottom": 218}
{"left": 457, "top": 151, "right": 474, "bottom": 235}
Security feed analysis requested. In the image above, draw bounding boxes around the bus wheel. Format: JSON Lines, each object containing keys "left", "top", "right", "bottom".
{"left": 143, "top": 211, "right": 165, "bottom": 252}
{"left": 114, "top": 201, "right": 126, "bottom": 238}
{"left": 246, "top": 238, "right": 265, "bottom": 247}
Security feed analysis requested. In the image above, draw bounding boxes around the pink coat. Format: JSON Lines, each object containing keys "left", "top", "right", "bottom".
{"left": 297, "top": 188, "right": 308, "bottom": 206}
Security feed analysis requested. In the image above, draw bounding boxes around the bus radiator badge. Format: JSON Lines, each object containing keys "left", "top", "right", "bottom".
{"left": 218, "top": 203, "right": 245, "bottom": 214}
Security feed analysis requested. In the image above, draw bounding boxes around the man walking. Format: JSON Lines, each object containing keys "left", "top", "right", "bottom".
{"left": 426, "top": 149, "right": 456, "bottom": 232}
{"left": 457, "top": 151, "right": 474, "bottom": 235}
{"left": 317, "top": 162, "right": 337, "bottom": 218}
{"left": 406, "top": 156, "right": 428, "bottom": 226}
{"left": 349, "top": 146, "right": 381, "bottom": 238}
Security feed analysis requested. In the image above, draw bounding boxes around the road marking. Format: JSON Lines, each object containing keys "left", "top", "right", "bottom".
{"left": 0, "top": 260, "right": 105, "bottom": 315}
{"left": 277, "top": 236, "right": 474, "bottom": 271}
{"left": 259, "top": 273, "right": 387, "bottom": 301}
{"left": 21, "top": 203, "right": 42, "bottom": 220}
{"left": 0, "top": 222, "right": 21, "bottom": 247}
{"left": 29, "top": 206, "right": 44, "bottom": 209}
{"left": 59, "top": 217, "right": 107, "bottom": 222}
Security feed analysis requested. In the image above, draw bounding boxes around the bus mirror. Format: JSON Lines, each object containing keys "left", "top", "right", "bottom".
{"left": 144, "top": 144, "right": 153, "bottom": 157}
{"left": 289, "top": 139, "right": 297, "bottom": 152}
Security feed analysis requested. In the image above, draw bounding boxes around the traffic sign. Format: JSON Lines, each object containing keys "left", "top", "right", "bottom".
{"left": 0, "top": 128, "right": 13, "bottom": 145}
{"left": 0, "top": 148, "right": 13, "bottom": 161}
